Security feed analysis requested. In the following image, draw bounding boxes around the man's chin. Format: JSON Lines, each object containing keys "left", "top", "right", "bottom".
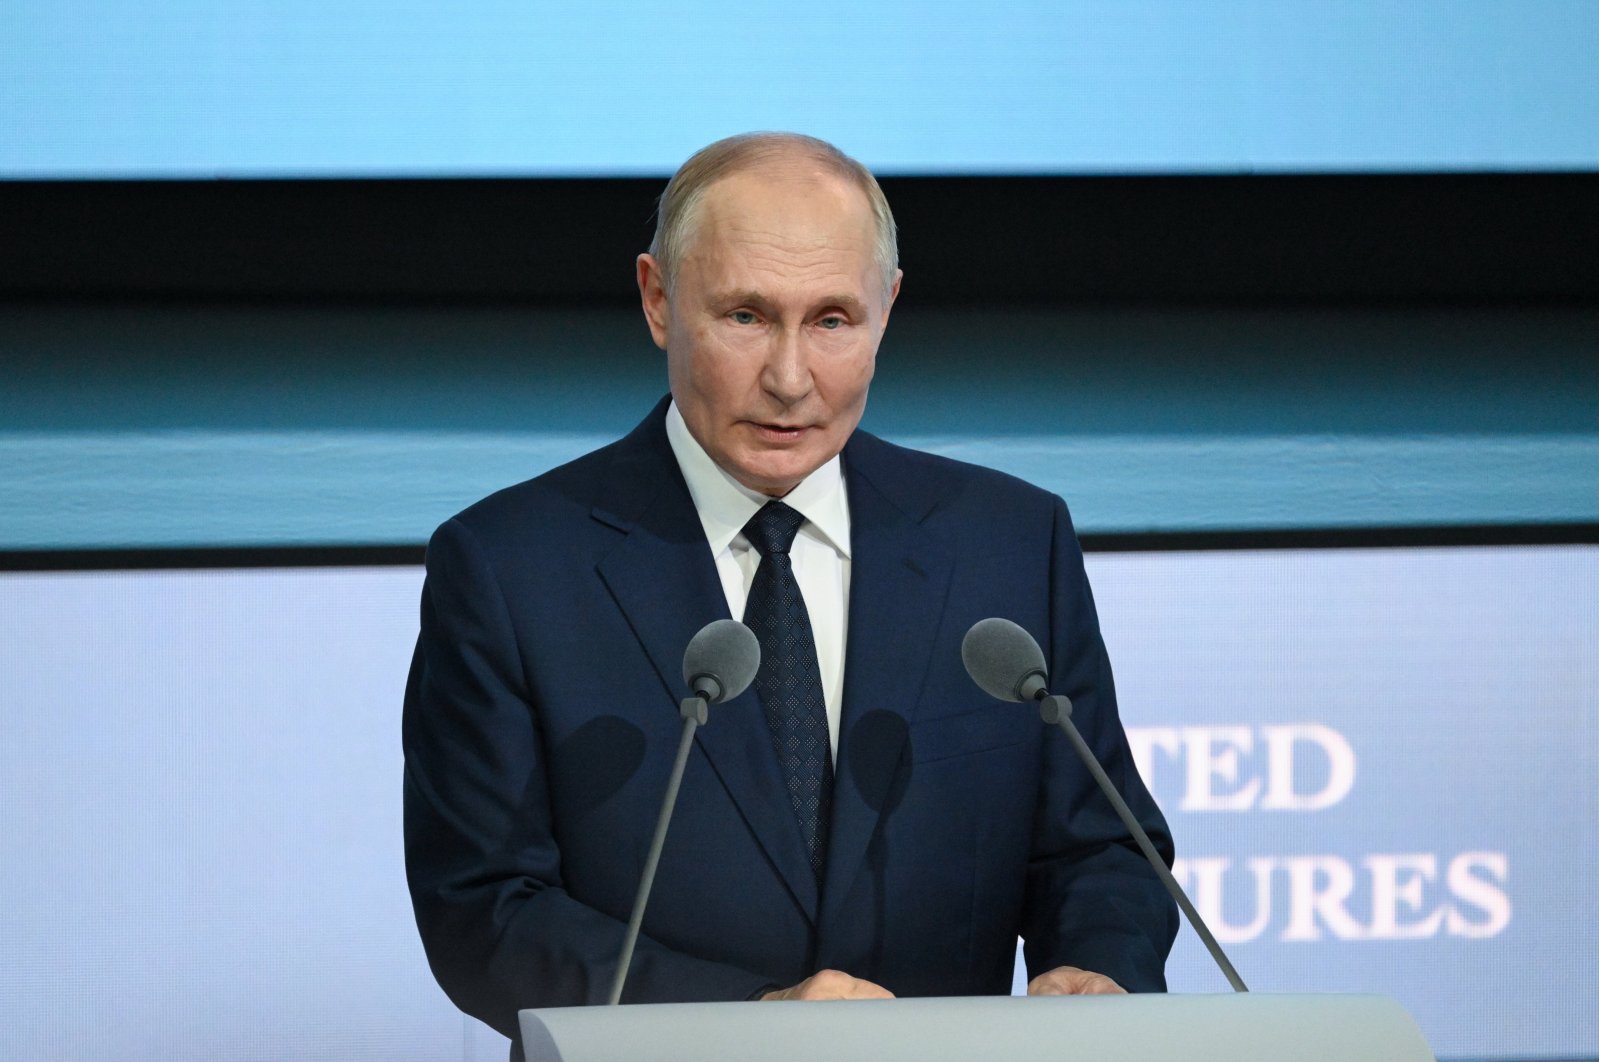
{"left": 728, "top": 455, "right": 819, "bottom": 498}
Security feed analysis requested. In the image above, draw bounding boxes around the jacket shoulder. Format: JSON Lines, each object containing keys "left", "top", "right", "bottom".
{"left": 847, "top": 429, "right": 1062, "bottom": 523}
{"left": 432, "top": 433, "right": 639, "bottom": 556}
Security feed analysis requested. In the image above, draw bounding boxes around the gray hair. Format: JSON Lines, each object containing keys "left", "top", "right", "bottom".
{"left": 648, "top": 132, "right": 899, "bottom": 300}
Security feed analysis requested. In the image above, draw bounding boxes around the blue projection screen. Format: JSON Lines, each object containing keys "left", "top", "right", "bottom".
{"left": 0, "top": 544, "right": 1594, "bottom": 1060}
{"left": 5, "top": 1, "right": 1598, "bottom": 178}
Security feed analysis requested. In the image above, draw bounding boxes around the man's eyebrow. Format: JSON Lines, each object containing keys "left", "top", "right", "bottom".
{"left": 714, "top": 289, "right": 773, "bottom": 309}
{"left": 816, "top": 294, "right": 868, "bottom": 314}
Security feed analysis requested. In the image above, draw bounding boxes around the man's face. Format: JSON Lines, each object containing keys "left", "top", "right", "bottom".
{"left": 638, "top": 167, "right": 900, "bottom": 497}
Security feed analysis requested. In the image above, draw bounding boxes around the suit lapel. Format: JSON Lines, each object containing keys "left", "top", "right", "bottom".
{"left": 822, "top": 433, "right": 954, "bottom": 925}
{"left": 593, "top": 403, "right": 821, "bottom": 921}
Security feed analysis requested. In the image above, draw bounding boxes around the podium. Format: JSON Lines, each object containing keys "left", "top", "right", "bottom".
{"left": 520, "top": 993, "right": 1435, "bottom": 1061}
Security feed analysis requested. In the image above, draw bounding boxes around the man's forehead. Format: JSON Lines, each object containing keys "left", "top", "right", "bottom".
{"left": 684, "top": 231, "right": 880, "bottom": 301}
{"left": 689, "top": 176, "right": 874, "bottom": 264}
{"left": 698, "top": 166, "right": 871, "bottom": 225}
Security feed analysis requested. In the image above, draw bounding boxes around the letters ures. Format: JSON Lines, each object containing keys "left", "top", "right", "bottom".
{"left": 1129, "top": 724, "right": 1510, "bottom": 943}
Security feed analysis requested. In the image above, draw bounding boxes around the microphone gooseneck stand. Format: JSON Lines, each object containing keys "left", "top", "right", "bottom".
{"left": 961, "top": 616, "right": 1248, "bottom": 993}
{"left": 1034, "top": 690, "right": 1248, "bottom": 993}
{"left": 608, "top": 618, "right": 760, "bottom": 1006}
{"left": 607, "top": 691, "right": 711, "bottom": 1006}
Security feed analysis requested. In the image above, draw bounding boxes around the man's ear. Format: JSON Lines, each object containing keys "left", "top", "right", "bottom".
{"left": 880, "top": 267, "right": 904, "bottom": 326}
{"left": 637, "top": 254, "right": 671, "bottom": 351}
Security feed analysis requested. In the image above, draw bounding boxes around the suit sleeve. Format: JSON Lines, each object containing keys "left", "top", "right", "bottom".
{"left": 1019, "top": 496, "right": 1180, "bottom": 991}
{"left": 402, "top": 517, "right": 775, "bottom": 1038}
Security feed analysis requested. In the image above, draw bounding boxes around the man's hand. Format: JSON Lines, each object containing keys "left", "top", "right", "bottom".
{"left": 1026, "top": 966, "right": 1127, "bottom": 996}
{"left": 761, "top": 969, "right": 895, "bottom": 1001}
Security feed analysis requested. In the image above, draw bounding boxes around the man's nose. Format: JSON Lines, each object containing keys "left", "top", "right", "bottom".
{"left": 761, "top": 328, "right": 813, "bottom": 405}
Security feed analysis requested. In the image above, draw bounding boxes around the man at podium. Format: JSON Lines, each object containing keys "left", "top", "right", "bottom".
{"left": 403, "top": 132, "right": 1178, "bottom": 1049}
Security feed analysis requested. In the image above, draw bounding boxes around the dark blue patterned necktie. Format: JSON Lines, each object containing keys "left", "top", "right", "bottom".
{"left": 742, "top": 500, "right": 833, "bottom": 884}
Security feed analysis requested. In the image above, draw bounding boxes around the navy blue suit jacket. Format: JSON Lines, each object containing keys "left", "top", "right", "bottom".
{"left": 403, "top": 399, "right": 1177, "bottom": 1041}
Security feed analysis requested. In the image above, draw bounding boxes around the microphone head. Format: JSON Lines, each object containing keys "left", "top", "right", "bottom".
{"left": 682, "top": 619, "right": 760, "bottom": 705}
{"left": 962, "top": 617, "right": 1049, "bottom": 702}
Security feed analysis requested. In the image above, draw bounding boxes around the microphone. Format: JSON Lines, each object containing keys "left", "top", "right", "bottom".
{"left": 962, "top": 617, "right": 1049, "bottom": 703}
{"left": 961, "top": 618, "right": 1250, "bottom": 994}
{"left": 682, "top": 617, "right": 761, "bottom": 708}
{"left": 608, "top": 620, "right": 759, "bottom": 1006}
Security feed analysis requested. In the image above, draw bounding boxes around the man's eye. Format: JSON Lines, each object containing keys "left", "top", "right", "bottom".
{"left": 817, "top": 316, "right": 845, "bottom": 330}
{"left": 730, "top": 310, "right": 758, "bottom": 325}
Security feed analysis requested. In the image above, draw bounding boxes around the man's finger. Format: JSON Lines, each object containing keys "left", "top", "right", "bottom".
{"left": 1027, "top": 965, "right": 1128, "bottom": 996}
{"left": 763, "top": 969, "right": 895, "bottom": 1000}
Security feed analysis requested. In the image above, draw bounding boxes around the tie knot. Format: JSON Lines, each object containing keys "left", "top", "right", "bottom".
{"left": 743, "top": 501, "right": 806, "bottom": 557}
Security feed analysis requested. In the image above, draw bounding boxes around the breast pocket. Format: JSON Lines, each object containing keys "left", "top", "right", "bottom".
{"left": 909, "top": 706, "right": 1034, "bottom": 765}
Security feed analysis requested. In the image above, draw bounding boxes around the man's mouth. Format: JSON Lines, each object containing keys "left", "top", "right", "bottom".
{"left": 750, "top": 422, "right": 810, "bottom": 440}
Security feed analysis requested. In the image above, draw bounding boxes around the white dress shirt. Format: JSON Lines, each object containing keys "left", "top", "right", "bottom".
{"left": 665, "top": 401, "right": 850, "bottom": 763}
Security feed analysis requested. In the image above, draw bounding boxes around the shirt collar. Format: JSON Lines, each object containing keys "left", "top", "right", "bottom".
{"left": 665, "top": 399, "right": 851, "bottom": 558}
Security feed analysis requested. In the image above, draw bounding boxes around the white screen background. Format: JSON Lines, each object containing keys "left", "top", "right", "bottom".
{"left": 1, "top": 546, "right": 1593, "bottom": 1059}
{"left": 5, "top": 1, "right": 1597, "bottom": 177}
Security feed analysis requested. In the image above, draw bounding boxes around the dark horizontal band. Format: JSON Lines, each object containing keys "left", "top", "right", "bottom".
{"left": 1080, "top": 522, "right": 1599, "bottom": 553}
{"left": 4, "top": 523, "right": 1594, "bottom": 572}
{"left": 4, "top": 172, "right": 1596, "bottom": 304}
{"left": 0, "top": 544, "right": 426, "bottom": 572}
